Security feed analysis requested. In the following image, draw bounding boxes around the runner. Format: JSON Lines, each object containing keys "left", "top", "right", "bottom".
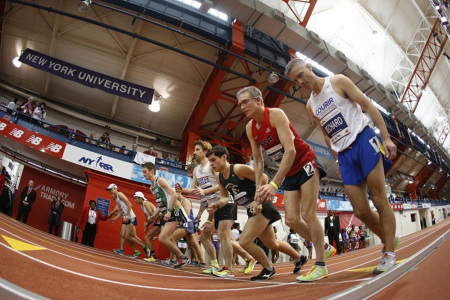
{"left": 237, "top": 86, "right": 336, "bottom": 282}
{"left": 141, "top": 162, "right": 190, "bottom": 269}
{"left": 285, "top": 58, "right": 398, "bottom": 274}
{"left": 107, "top": 184, "right": 149, "bottom": 258}
{"left": 133, "top": 191, "right": 158, "bottom": 261}
{"left": 207, "top": 145, "right": 308, "bottom": 280}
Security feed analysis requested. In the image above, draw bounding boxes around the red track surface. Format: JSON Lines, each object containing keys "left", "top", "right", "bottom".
{"left": 1, "top": 214, "right": 449, "bottom": 300}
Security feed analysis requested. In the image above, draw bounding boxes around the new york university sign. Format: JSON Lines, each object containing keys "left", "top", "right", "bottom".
{"left": 19, "top": 48, "right": 154, "bottom": 104}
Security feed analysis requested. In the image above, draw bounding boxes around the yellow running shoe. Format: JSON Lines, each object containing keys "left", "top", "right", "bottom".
{"left": 143, "top": 256, "right": 159, "bottom": 263}
{"left": 324, "top": 245, "right": 336, "bottom": 261}
{"left": 244, "top": 259, "right": 256, "bottom": 274}
{"left": 203, "top": 266, "right": 220, "bottom": 274}
{"left": 296, "top": 265, "right": 328, "bottom": 282}
{"left": 213, "top": 267, "right": 235, "bottom": 278}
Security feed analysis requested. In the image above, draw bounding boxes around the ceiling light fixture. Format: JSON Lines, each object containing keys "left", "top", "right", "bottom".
{"left": 148, "top": 95, "right": 161, "bottom": 112}
{"left": 78, "top": 0, "right": 92, "bottom": 13}
{"left": 268, "top": 71, "right": 279, "bottom": 84}
{"left": 12, "top": 55, "right": 22, "bottom": 68}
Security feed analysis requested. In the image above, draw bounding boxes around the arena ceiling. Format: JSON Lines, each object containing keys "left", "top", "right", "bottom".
{"left": 0, "top": 0, "right": 449, "bottom": 198}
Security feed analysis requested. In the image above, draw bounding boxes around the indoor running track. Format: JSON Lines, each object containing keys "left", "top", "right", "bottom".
{"left": 1, "top": 213, "right": 449, "bottom": 300}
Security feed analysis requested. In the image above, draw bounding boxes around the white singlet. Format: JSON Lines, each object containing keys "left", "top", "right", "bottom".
{"left": 194, "top": 161, "right": 220, "bottom": 205}
{"left": 309, "top": 77, "right": 369, "bottom": 153}
{"left": 140, "top": 200, "right": 156, "bottom": 219}
{"left": 115, "top": 194, "right": 136, "bottom": 219}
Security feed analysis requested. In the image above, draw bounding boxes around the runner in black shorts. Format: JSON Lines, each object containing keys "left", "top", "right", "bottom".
{"left": 207, "top": 145, "right": 308, "bottom": 281}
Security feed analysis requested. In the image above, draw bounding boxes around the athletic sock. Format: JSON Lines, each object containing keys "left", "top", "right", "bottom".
{"left": 315, "top": 261, "right": 325, "bottom": 267}
{"left": 324, "top": 243, "right": 330, "bottom": 251}
{"left": 386, "top": 252, "right": 395, "bottom": 257}
{"left": 211, "top": 259, "right": 219, "bottom": 267}
{"left": 150, "top": 250, "right": 155, "bottom": 255}
{"left": 266, "top": 266, "right": 274, "bottom": 271}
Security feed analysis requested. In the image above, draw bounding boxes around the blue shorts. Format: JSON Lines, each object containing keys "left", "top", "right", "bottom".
{"left": 338, "top": 126, "right": 392, "bottom": 185}
{"left": 282, "top": 157, "right": 326, "bottom": 191}
{"left": 212, "top": 240, "right": 220, "bottom": 250}
{"left": 178, "top": 220, "right": 195, "bottom": 234}
{"left": 122, "top": 217, "right": 137, "bottom": 226}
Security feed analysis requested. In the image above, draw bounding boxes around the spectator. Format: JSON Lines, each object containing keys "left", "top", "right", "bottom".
{"left": 324, "top": 209, "right": 341, "bottom": 255}
{"left": 87, "top": 130, "right": 97, "bottom": 144}
{"left": 173, "top": 156, "right": 182, "bottom": 169}
{"left": 32, "top": 102, "right": 47, "bottom": 126}
{"left": 19, "top": 97, "right": 34, "bottom": 117}
{"left": 119, "top": 145, "right": 126, "bottom": 154}
{"left": 7, "top": 98, "right": 19, "bottom": 114}
{"left": 143, "top": 145, "right": 157, "bottom": 157}
{"left": 128, "top": 143, "right": 138, "bottom": 158}
{"left": 99, "top": 132, "right": 112, "bottom": 149}
{"left": 76, "top": 200, "right": 109, "bottom": 247}
{"left": 48, "top": 195, "right": 64, "bottom": 236}
{"left": 16, "top": 180, "right": 37, "bottom": 224}
{"left": 341, "top": 228, "right": 349, "bottom": 253}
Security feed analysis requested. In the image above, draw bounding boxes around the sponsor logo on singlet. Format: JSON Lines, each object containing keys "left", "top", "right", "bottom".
{"left": 315, "top": 97, "right": 335, "bottom": 116}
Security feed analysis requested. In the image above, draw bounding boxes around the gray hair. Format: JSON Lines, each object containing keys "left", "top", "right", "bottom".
{"left": 236, "top": 86, "right": 264, "bottom": 106}
{"left": 284, "top": 58, "right": 306, "bottom": 76}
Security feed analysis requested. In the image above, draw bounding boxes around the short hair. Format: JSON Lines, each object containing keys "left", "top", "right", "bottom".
{"left": 89, "top": 200, "right": 96, "bottom": 206}
{"left": 284, "top": 58, "right": 306, "bottom": 76}
{"left": 142, "top": 162, "right": 156, "bottom": 172}
{"left": 40, "top": 102, "right": 46, "bottom": 107}
{"left": 236, "top": 86, "right": 264, "bottom": 107}
{"left": 206, "top": 145, "right": 229, "bottom": 161}
{"left": 193, "top": 140, "right": 212, "bottom": 151}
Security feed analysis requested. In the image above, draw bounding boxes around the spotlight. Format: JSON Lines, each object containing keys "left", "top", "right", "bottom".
{"left": 268, "top": 71, "right": 279, "bottom": 84}
{"left": 78, "top": 0, "right": 92, "bottom": 13}
{"left": 12, "top": 56, "right": 22, "bottom": 68}
{"left": 148, "top": 96, "right": 161, "bottom": 112}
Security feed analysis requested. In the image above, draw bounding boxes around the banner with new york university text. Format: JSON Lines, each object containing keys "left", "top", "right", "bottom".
{"left": 19, "top": 48, "right": 154, "bottom": 104}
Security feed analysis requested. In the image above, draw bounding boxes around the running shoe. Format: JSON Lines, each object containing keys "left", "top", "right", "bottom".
{"left": 129, "top": 250, "right": 141, "bottom": 258}
{"left": 296, "top": 265, "right": 328, "bottom": 282}
{"left": 143, "top": 256, "right": 159, "bottom": 263}
{"left": 203, "top": 266, "right": 221, "bottom": 274}
{"left": 239, "top": 258, "right": 256, "bottom": 274}
{"left": 198, "top": 262, "right": 207, "bottom": 269}
{"left": 113, "top": 249, "right": 124, "bottom": 255}
{"left": 213, "top": 267, "right": 235, "bottom": 278}
{"left": 251, "top": 268, "right": 276, "bottom": 281}
{"left": 324, "top": 245, "right": 337, "bottom": 261}
{"left": 189, "top": 261, "right": 199, "bottom": 267}
{"left": 143, "top": 245, "right": 151, "bottom": 258}
{"left": 373, "top": 252, "right": 396, "bottom": 274}
{"left": 293, "top": 254, "right": 308, "bottom": 273}
{"left": 161, "top": 259, "right": 177, "bottom": 266}
{"left": 174, "top": 257, "right": 190, "bottom": 269}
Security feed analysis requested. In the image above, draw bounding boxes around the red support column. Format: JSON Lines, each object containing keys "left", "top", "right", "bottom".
{"left": 406, "top": 165, "right": 436, "bottom": 200}
{"left": 430, "top": 175, "right": 449, "bottom": 199}
{"left": 179, "top": 21, "right": 246, "bottom": 161}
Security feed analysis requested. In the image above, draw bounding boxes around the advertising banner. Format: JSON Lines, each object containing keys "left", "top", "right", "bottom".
{"left": 130, "top": 164, "right": 192, "bottom": 188}
{"left": 19, "top": 48, "right": 154, "bottom": 104}
{"left": 62, "top": 144, "right": 133, "bottom": 178}
{"left": 306, "top": 140, "right": 334, "bottom": 160}
{"left": 0, "top": 117, "right": 65, "bottom": 158}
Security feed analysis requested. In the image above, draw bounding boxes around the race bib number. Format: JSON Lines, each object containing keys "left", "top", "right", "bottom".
{"left": 369, "top": 136, "right": 385, "bottom": 155}
{"left": 320, "top": 109, "right": 350, "bottom": 144}
{"left": 266, "top": 143, "right": 284, "bottom": 166}
{"left": 303, "top": 162, "right": 315, "bottom": 177}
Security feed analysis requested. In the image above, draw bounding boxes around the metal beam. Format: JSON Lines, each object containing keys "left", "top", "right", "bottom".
{"left": 400, "top": 19, "right": 448, "bottom": 113}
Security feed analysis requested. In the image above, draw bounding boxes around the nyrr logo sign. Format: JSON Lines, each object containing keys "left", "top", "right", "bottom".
{"left": 78, "top": 156, "right": 114, "bottom": 172}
